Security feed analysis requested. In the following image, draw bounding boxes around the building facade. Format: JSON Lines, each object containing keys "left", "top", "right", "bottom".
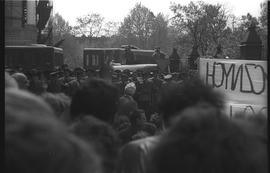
{"left": 5, "top": 0, "right": 53, "bottom": 45}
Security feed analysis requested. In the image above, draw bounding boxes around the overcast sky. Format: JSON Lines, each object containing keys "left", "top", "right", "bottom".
{"left": 53, "top": 0, "right": 264, "bottom": 26}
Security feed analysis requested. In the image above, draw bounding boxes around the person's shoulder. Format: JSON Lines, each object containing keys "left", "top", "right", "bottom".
{"left": 68, "top": 78, "right": 78, "bottom": 83}
{"left": 147, "top": 78, "right": 154, "bottom": 83}
{"left": 144, "top": 122, "right": 157, "bottom": 129}
{"left": 68, "top": 79, "right": 80, "bottom": 86}
{"left": 124, "top": 136, "right": 160, "bottom": 149}
{"left": 58, "top": 77, "right": 64, "bottom": 80}
{"left": 120, "top": 94, "right": 132, "bottom": 100}
{"left": 118, "top": 126, "right": 133, "bottom": 136}
{"left": 35, "top": 79, "right": 43, "bottom": 84}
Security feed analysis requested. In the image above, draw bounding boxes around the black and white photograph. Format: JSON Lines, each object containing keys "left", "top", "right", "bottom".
{"left": 4, "top": 0, "right": 268, "bottom": 173}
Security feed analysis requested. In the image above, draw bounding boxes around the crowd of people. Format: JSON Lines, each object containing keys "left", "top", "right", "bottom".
{"left": 5, "top": 64, "right": 268, "bottom": 173}
{"left": 5, "top": 64, "right": 196, "bottom": 118}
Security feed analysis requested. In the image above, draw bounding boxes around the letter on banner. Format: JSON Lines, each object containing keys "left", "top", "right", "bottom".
{"left": 199, "top": 58, "right": 267, "bottom": 117}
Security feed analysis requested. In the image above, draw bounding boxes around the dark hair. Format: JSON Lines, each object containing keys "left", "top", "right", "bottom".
{"left": 148, "top": 106, "right": 268, "bottom": 173}
{"left": 117, "top": 95, "right": 138, "bottom": 116}
{"left": 70, "top": 116, "right": 120, "bottom": 173}
{"left": 70, "top": 78, "right": 119, "bottom": 123}
{"left": 149, "top": 113, "right": 163, "bottom": 128}
{"left": 5, "top": 88, "right": 55, "bottom": 118}
{"left": 129, "top": 109, "right": 145, "bottom": 126}
{"left": 5, "top": 89, "right": 101, "bottom": 173}
{"left": 158, "top": 78, "right": 224, "bottom": 124}
{"left": 41, "top": 92, "right": 71, "bottom": 118}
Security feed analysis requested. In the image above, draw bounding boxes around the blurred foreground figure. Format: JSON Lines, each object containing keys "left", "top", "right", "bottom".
{"left": 71, "top": 116, "right": 120, "bottom": 173}
{"left": 28, "top": 69, "right": 47, "bottom": 95}
{"left": 5, "top": 88, "right": 101, "bottom": 173}
{"left": 41, "top": 92, "right": 71, "bottom": 119}
{"left": 11, "top": 72, "right": 29, "bottom": 90}
{"left": 148, "top": 106, "right": 268, "bottom": 173}
{"left": 5, "top": 88, "right": 54, "bottom": 118}
{"left": 70, "top": 78, "right": 119, "bottom": 124}
{"left": 5, "top": 72, "right": 18, "bottom": 89}
{"left": 118, "top": 109, "right": 157, "bottom": 144}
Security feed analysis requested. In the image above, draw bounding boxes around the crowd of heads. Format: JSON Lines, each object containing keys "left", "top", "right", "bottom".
{"left": 5, "top": 64, "right": 267, "bottom": 173}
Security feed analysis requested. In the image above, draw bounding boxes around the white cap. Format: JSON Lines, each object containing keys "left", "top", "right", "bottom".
{"left": 125, "top": 82, "right": 136, "bottom": 96}
{"left": 164, "top": 74, "right": 172, "bottom": 80}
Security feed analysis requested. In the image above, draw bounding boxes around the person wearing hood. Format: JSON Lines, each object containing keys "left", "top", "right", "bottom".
{"left": 11, "top": 72, "right": 29, "bottom": 90}
{"left": 124, "top": 82, "right": 136, "bottom": 97}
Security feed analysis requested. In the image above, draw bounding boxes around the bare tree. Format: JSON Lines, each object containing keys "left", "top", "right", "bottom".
{"left": 150, "top": 13, "right": 169, "bottom": 49}
{"left": 51, "top": 13, "right": 72, "bottom": 45}
{"left": 118, "top": 3, "right": 156, "bottom": 48}
{"left": 102, "top": 21, "right": 120, "bottom": 37}
{"left": 170, "top": 1, "right": 228, "bottom": 55}
{"left": 259, "top": 1, "right": 267, "bottom": 60}
{"left": 259, "top": 1, "right": 267, "bottom": 29}
{"left": 73, "top": 13, "right": 104, "bottom": 37}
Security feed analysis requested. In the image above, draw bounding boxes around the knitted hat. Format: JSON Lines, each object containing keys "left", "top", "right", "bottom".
{"left": 124, "top": 82, "right": 136, "bottom": 96}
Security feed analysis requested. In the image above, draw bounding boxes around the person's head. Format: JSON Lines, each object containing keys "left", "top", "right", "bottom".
{"left": 121, "top": 74, "right": 129, "bottom": 82}
{"left": 74, "top": 67, "right": 85, "bottom": 77}
{"left": 123, "top": 69, "right": 131, "bottom": 75}
{"left": 124, "top": 82, "right": 136, "bottom": 96}
{"left": 29, "top": 69, "right": 39, "bottom": 80}
{"left": 11, "top": 72, "right": 29, "bottom": 90}
{"left": 114, "top": 115, "right": 131, "bottom": 131}
{"left": 86, "top": 69, "right": 95, "bottom": 78}
{"left": 5, "top": 67, "right": 16, "bottom": 75}
{"left": 70, "top": 116, "right": 120, "bottom": 173}
{"left": 129, "top": 109, "right": 147, "bottom": 128}
{"left": 163, "top": 74, "right": 172, "bottom": 82}
{"left": 5, "top": 72, "right": 18, "bottom": 89}
{"left": 148, "top": 105, "right": 268, "bottom": 173}
{"left": 6, "top": 92, "right": 101, "bottom": 173}
{"left": 49, "top": 71, "right": 59, "bottom": 80}
{"left": 135, "top": 70, "right": 143, "bottom": 77}
{"left": 117, "top": 95, "right": 138, "bottom": 116}
{"left": 125, "top": 45, "right": 131, "bottom": 52}
{"left": 114, "top": 70, "right": 121, "bottom": 74}
{"left": 41, "top": 92, "right": 71, "bottom": 118}
{"left": 5, "top": 88, "right": 55, "bottom": 118}
{"left": 70, "top": 78, "right": 119, "bottom": 124}
{"left": 149, "top": 113, "right": 163, "bottom": 128}
{"left": 158, "top": 78, "right": 224, "bottom": 126}
{"left": 64, "top": 69, "right": 72, "bottom": 77}
{"left": 61, "top": 64, "right": 69, "bottom": 70}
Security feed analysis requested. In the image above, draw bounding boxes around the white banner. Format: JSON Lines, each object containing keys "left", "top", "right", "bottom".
{"left": 199, "top": 58, "right": 267, "bottom": 117}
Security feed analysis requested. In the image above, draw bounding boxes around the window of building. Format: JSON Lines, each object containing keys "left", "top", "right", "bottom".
{"left": 86, "top": 55, "right": 89, "bottom": 66}
{"left": 22, "top": 0, "right": 27, "bottom": 27}
{"left": 91, "top": 55, "right": 99, "bottom": 66}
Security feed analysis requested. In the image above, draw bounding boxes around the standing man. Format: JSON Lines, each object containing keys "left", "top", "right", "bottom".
{"left": 169, "top": 48, "right": 181, "bottom": 72}
{"left": 152, "top": 47, "right": 166, "bottom": 61}
{"left": 152, "top": 47, "right": 169, "bottom": 73}
{"left": 47, "top": 71, "right": 62, "bottom": 93}
{"left": 124, "top": 45, "right": 135, "bottom": 65}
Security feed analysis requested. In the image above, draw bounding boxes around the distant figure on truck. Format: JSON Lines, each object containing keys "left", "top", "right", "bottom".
{"left": 124, "top": 45, "right": 135, "bottom": 65}
{"left": 152, "top": 47, "right": 169, "bottom": 72}
{"left": 152, "top": 47, "right": 165, "bottom": 60}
